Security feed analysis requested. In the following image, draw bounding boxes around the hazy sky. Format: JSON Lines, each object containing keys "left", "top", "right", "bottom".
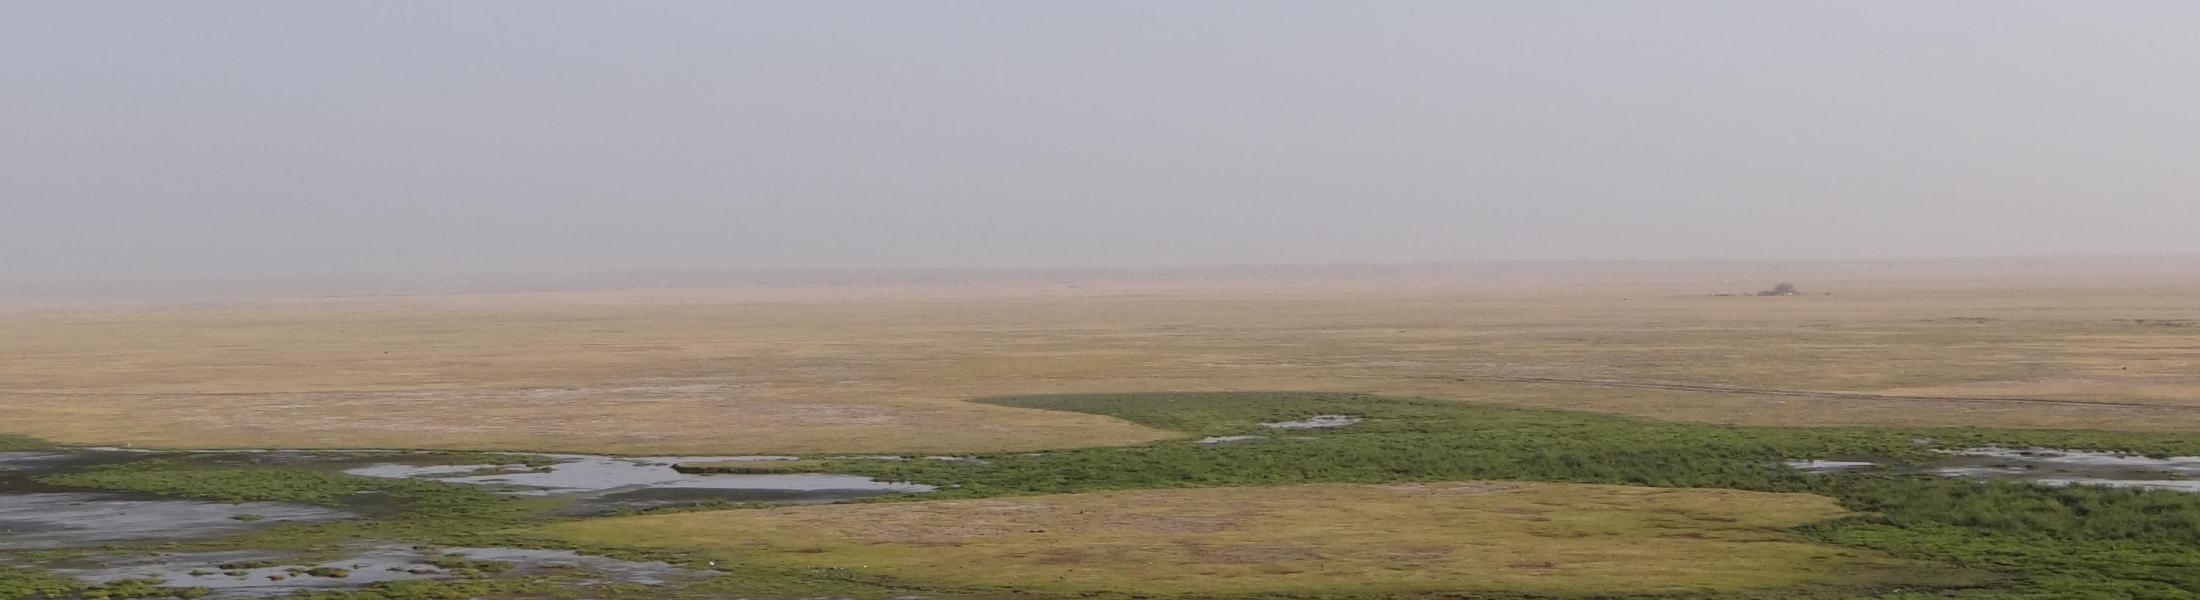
{"left": 5, "top": 2, "right": 2198, "bottom": 287}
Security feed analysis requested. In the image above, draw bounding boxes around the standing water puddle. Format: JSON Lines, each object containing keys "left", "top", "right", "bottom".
{"left": 43, "top": 543, "right": 710, "bottom": 599}
{"left": 1782, "top": 448, "right": 2200, "bottom": 493}
{"left": 449, "top": 547, "right": 704, "bottom": 585}
{"left": 1931, "top": 447, "right": 2200, "bottom": 492}
{"left": 0, "top": 452, "right": 80, "bottom": 472}
{"left": 3, "top": 449, "right": 356, "bottom": 550}
{"left": 1, "top": 447, "right": 933, "bottom": 554}
{"left": 1, "top": 449, "right": 731, "bottom": 597}
{"left": 1783, "top": 459, "right": 1877, "bottom": 473}
{"left": 0, "top": 493, "right": 354, "bottom": 550}
{"left": 49, "top": 545, "right": 442, "bottom": 598}
{"left": 343, "top": 453, "right": 934, "bottom": 511}
{"left": 1193, "top": 415, "right": 1360, "bottom": 444}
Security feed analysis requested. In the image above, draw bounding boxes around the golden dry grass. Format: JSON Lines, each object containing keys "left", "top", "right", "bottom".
{"left": 4, "top": 263, "right": 2199, "bottom": 453}
{"left": 539, "top": 481, "right": 1932, "bottom": 595}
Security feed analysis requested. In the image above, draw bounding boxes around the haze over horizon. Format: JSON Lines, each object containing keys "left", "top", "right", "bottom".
{"left": 6, "top": 2, "right": 2199, "bottom": 290}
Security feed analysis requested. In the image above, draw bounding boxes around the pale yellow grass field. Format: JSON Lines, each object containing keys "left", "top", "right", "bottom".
{"left": 539, "top": 481, "right": 1936, "bottom": 595}
{"left": 4, "top": 266, "right": 2198, "bottom": 453}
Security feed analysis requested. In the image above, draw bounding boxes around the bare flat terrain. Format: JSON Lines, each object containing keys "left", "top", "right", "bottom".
{"left": 4, "top": 258, "right": 2198, "bottom": 453}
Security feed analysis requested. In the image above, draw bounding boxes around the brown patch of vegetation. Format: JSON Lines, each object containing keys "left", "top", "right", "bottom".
{"left": 540, "top": 481, "right": 1936, "bottom": 595}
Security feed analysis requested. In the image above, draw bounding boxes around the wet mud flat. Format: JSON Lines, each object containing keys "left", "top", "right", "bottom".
{"left": 1930, "top": 447, "right": 2200, "bottom": 492}
{"left": 1193, "top": 414, "right": 1364, "bottom": 445}
{"left": 4, "top": 448, "right": 934, "bottom": 532}
{"left": 0, "top": 449, "right": 153, "bottom": 476}
{"left": 30, "top": 543, "right": 711, "bottom": 599}
{"left": 0, "top": 452, "right": 82, "bottom": 473}
{"left": 1783, "top": 459, "right": 1878, "bottom": 473}
{"left": 340, "top": 452, "right": 935, "bottom": 513}
{"left": 13, "top": 447, "right": 933, "bottom": 510}
{"left": 1259, "top": 415, "right": 1361, "bottom": 430}
{"left": 1, "top": 446, "right": 936, "bottom": 597}
{"left": 1, "top": 450, "right": 357, "bottom": 550}
{"left": 0, "top": 493, "right": 353, "bottom": 550}
{"left": 1785, "top": 448, "right": 2200, "bottom": 492}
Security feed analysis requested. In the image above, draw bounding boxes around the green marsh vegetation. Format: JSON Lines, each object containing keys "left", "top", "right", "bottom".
{"left": 0, "top": 568, "right": 198, "bottom": 600}
{"left": 0, "top": 568, "right": 86, "bottom": 600}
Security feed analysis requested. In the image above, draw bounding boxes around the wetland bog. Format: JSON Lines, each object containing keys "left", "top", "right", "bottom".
{"left": 14, "top": 391, "right": 2200, "bottom": 598}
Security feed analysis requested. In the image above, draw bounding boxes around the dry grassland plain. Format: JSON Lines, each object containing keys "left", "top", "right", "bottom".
{"left": 542, "top": 481, "right": 1932, "bottom": 596}
{"left": 4, "top": 259, "right": 2197, "bottom": 454}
